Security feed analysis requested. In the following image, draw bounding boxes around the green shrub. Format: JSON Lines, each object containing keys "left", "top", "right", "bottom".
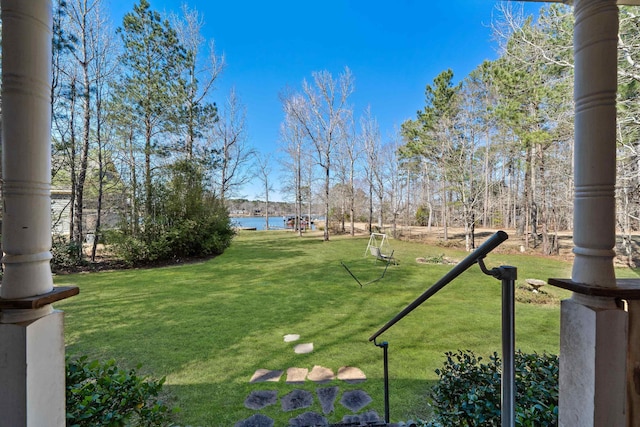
{"left": 418, "top": 254, "right": 446, "bottom": 264}
{"left": 108, "top": 233, "right": 149, "bottom": 266}
{"left": 108, "top": 159, "right": 235, "bottom": 265}
{"left": 427, "top": 350, "right": 558, "bottom": 426}
{"left": 109, "top": 207, "right": 235, "bottom": 265}
{"left": 51, "top": 236, "right": 87, "bottom": 271}
{"left": 416, "top": 206, "right": 430, "bottom": 226}
{"left": 515, "top": 284, "right": 559, "bottom": 306}
{"left": 66, "top": 356, "right": 177, "bottom": 426}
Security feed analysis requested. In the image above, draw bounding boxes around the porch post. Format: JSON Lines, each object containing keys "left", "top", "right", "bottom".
{"left": 559, "top": 0, "right": 627, "bottom": 425}
{"left": 0, "top": 0, "right": 66, "bottom": 425}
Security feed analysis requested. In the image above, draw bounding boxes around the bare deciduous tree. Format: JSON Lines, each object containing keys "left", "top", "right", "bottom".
{"left": 280, "top": 93, "right": 309, "bottom": 236}
{"left": 254, "top": 152, "right": 273, "bottom": 230}
{"left": 171, "top": 5, "right": 225, "bottom": 159}
{"left": 284, "top": 68, "right": 354, "bottom": 241}
{"left": 361, "top": 108, "right": 383, "bottom": 233}
{"left": 212, "top": 87, "right": 255, "bottom": 202}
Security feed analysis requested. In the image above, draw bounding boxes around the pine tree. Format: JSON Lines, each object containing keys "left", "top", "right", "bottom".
{"left": 400, "top": 69, "right": 462, "bottom": 242}
{"left": 116, "top": 0, "right": 189, "bottom": 221}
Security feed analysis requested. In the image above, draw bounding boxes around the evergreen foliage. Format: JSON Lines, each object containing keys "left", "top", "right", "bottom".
{"left": 117, "top": 0, "right": 191, "bottom": 218}
{"left": 66, "top": 356, "right": 177, "bottom": 426}
{"left": 111, "top": 159, "right": 234, "bottom": 265}
{"left": 427, "top": 350, "right": 558, "bottom": 426}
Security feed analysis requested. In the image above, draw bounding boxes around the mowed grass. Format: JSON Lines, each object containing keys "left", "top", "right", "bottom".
{"left": 55, "top": 230, "right": 578, "bottom": 425}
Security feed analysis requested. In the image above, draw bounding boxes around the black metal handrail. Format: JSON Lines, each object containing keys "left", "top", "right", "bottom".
{"left": 368, "top": 230, "right": 515, "bottom": 427}
{"left": 369, "top": 230, "right": 508, "bottom": 342}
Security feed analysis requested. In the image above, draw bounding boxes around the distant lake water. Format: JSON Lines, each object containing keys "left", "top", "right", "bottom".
{"left": 231, "top": 216, "right": 279, "bottom": 230}
{"left": 230, "top": 216, "right": 320, "bottom": 231}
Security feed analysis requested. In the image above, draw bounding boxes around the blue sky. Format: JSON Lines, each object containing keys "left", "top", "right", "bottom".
{"left": 110, "top": 1, "right": 543, "bottom": 201}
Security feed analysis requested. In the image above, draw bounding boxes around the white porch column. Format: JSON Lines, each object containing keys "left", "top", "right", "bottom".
{"left": 559, "top": 0, "right": 628, "bottom": 425}
{"left": 1, "top": 0, "right": 54, "bottom": 308}
{"left": 0, "top": 1, "right": 66, "bottom": 426}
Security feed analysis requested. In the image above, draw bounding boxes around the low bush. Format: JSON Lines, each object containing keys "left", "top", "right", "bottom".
{"left": 110, "top": 206, "right": 235, "bottom": 266}
{"left": 51, "top": 237, "right": 87, "bottom": 272}
{"left": 66, "top": 356, "right": 178, "bottom": 426}
{"left": 416, "top": 206, "right": 430, "bottom": 226}
{"left": 515, "top": 284, "right": 558, "bottom": 305}
{"left": 427, "top": 350, "right": 558, "bottom": 426}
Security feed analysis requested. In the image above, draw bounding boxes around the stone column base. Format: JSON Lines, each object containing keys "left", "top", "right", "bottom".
{"left": 559, "top": 298, "right": 627, "bottom": 426}
{"left": 0, "top": 310, "right": 65, "bottom": 427}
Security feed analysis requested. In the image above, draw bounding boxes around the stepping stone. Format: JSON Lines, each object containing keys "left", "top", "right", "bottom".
{"left": 340, "top": 389, "right": 372, "bottom": 412}
{"left": 293, "top": 342, "right": 313, "bottom": 354}
{"left": 307, "top": 365, "right": 335, "bottom": 383}
{"left": 341, "top": 410, "right": 381, "bottom": 424}
{"left": 359, "top": 410, "right": 382, "bottom": 423}
{"left": 337, "top": 366, "right": 367, "bottom": 383}
{"left": 288, "top": 411, "right": 328, "bottom": 427}
{"left": 316, "top": 386, "right": 339, "bottom": 414}
{"left": 244, "top": 390, "right": 278, "bottom": 410}
{"left": 249, "top": 369, "right": 283, "bottom": 383}
{"left": 286, "top": 367, "right": 309, "bottom": 384}
{"left": 281, "top": 389, "right": 314, "bottom": 412}
{"left": 284, "top": 334, "right": 300, "bottom": 342}
{"left": 526, "top": 278, "right": 546, "bottom": 292}
{"left": 234, "top": 413, "right": 274, "bottom": 427}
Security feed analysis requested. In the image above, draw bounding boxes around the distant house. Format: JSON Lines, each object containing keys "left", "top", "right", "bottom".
{"left": 50, "top": 188, "right": 122, "bottom": 239}
{"left": 51, "top": 187, "right": 72, "bottom": 236}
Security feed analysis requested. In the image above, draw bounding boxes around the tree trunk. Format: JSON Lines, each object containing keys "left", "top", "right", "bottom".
{"left": 265, "top": 196, "right": 270, "bottom": 231}
{"left": 519, "top": 145, "right": 533, "bottom": 248}
{"left": 539, "top": 144, "right": 553, "bottom": 255}
{"left": 378, "top": 192, "right": 384, "bottom": 230}
{"left": 91, "top": 97, "right": 104, "bottom": 262}
{"left": 442, "top": 178, "right": 448, "bottom": 242}
{"left": 350, "top": 169, "right": 355, "bottom": 237}
{"left": 368, "top": 180, "right": 373, "bottom": 233}
{"left": 74, "top": 45, "right": 91, "bottom": 259}
{"left": 68, "top": 78, "right": 77, "bottom": 242}
{"left": 144, "top": 116, "right": 153, "bottom": 218}
{"left": 323, "top": 163, "right": 330, "bottom": 241}
{"left": 296, "top": 154, "right": 303, "bottom": 237}
{"left": 129, "top": 131, "right": 139, "bottom": 235}
{"left": 426, "top": 172, "right": 433, "bottom": 231}
{"left": 483, "top": 130, "right": 491, "bottom": 227}
{"left": 340, "top": 191, "right": 345, "bottom": 233}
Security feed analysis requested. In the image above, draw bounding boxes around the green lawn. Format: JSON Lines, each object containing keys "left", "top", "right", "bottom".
{"left": 56, "top": 230, "right": 579, "bottom": 425}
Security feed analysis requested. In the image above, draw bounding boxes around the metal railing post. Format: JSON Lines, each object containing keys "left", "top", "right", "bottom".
{"left": 374, "top": 340, "right": 390, "bottom": 423}
{"left": 499, "top": 266, "right": 517, "bottom": 427}
{"left": 479, "top": 260, "right": 517, "bottom": 427}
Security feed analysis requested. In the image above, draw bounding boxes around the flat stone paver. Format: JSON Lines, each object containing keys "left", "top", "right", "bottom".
{"left": 316, "top": 386, "right": 339, "bottom": 414}
{"left": 281, "top": 389, "right": 314, "bottom": 412}
{"left": 340, "top": 389, "right": 372, "bottom": 412}
{"left": 244, "top": 390, "right": 278, "bottom": 410}
{"left": 234, "top": 413, "right": 274, "bottom": 427}
{"left": 286, "top": 367, "right": 308, "bottom": 384}
{"left": 526, "top": 278, "right": 546, "bottom": 292}
{"left": 288, "top": 411, "right": 328, "bottom": 427}
{"left": 249, "top": 369, "right": 283, "bottom": 383}
{"left": 307, "top": 365, "right": 335, "bottom": 383}
{"left": 341, "top": 411, "right": 381, "bottom": 424}
{"left": 283, "top": 334, "right": 300, "bottom": 342}
{"left": 293, "top": 342, "right": 314, "bottom": 354}
{"left": 337, "top": 366, "right": 367, "bottom": 383}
